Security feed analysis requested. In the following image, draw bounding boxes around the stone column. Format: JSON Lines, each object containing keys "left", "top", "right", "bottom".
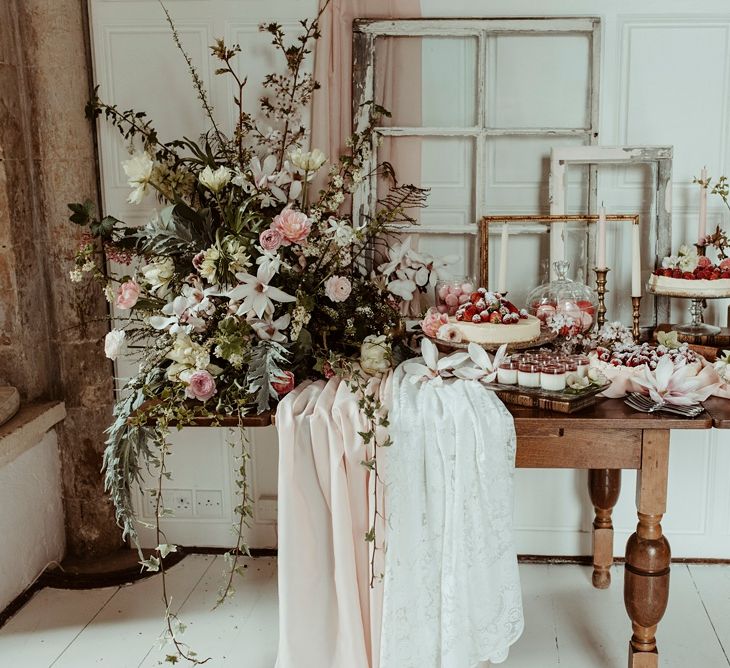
{"left": 1, "top": 0, "right": 120, "bottom": 557}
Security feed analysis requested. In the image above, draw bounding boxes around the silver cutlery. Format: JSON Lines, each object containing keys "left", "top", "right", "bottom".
{"left": 624, "top": 392, "right": 704, "bottom": 417}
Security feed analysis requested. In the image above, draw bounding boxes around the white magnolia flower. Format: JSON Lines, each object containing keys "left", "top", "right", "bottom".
{"left": 149, "top": 283, "right": 216, "bottom": 334}
{"left": 141, "top": 258, "right": 174, "bottom": 298}
{"left": 289, "top": 147, "right": 326, "bottom": 173}
{"left": 453, "top": 343, "right": 508, "bottom": 383}
{"left": 104, "top": 329, "right": 126, "bottom": 360}
{"left": 360, "top": 334, "right": 392, "bottom": 374}
{"left": 199, "top": 165, "right": 232, "bottom": 193}
{"left": 255, "top": 247, "right": 283, "bottom": 275}
{"left": 634, "top": 355, "right": 719, "bottom": 406}
{"left": 227, "top": 264, "right": 296, "bottom": 319}
{"left": 122, "top": 152, "right": 155, "bottom": 205}
{"left": 403, "top": 337, "right": 469, "bottom": 385}
{"left": 714, "top": 350, "right": 730, "bottom": 382}
{"left": 250, "top": 313, "right": 291, "bottom": 343}
{"left": 326, "top": 217, "right": 356, "bottom": 247}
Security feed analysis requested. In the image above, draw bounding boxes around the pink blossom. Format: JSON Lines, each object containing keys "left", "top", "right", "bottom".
{"left": 698, "top": 256, "right": 712, "bottom": 268}
{"left": 324, "top": 275, "right": 352, "bottom": 302}
{"left": 322, "top": 361, "right": 335, "bottom": 379}
{"left": 436, "top": 323, "right": 464, "bottom": 343}
{"left": 115, "top": 280, "right": 141, "bottom": 309}
{"left": 420, "top": 307, "right": 449, "bottom": 338}
{"left": 272, "top": 370, "right": 296, "bottom": 395}
{"left": 192, "top": 251, "right": 205, "bottom": 270}
{"left": 271, "top": 206, "right": 311, "bottom": 246}
{"left": 260, "top": 228, "right": 283, "bottom": 251}
{"left": 720, "top": 258, "right": 730, "bottom": 271}
{"left": 185, "top": 370, "right": 217, "bottom": 401}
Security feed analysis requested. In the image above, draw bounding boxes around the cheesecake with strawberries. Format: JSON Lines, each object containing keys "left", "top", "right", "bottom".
{"left": 450, "top": 289, "right": 541, "bottom": 345}
{"left": 648, "top": 253, "right": 730, "bottom": 298}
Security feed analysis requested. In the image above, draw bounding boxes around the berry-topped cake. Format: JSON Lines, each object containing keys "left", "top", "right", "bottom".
{"left": 449, "top": 289, "right": 541, "bottom": 345}
{"left": 648, "top": 245, "right": 730, "bottom": 297}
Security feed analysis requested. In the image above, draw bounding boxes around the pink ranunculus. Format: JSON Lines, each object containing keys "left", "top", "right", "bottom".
{"left": 260, "top": 228, "right": 283, "bottom": 251}
{"left": 192, "top": 251, "right": 206, "bottom": 270}
{"left": 272, "top": 370, "right": 296, "bottom": 395}
{"left": 324, "top": 275, "right": 352, "bottom": 302}
{"left": 420, "top": 307, "right": 449, "bottom": 338}
{"left": 185, "top": 370, "right": 217, "bottom": 401}
{"left": 697, "top": 255, "right": 712, "bottom": 268}
{"left": 271, "top": 206, "right": 312, "bottom": 246}
{"left": 115, "top": 280, "right": 141, "bottom": 309}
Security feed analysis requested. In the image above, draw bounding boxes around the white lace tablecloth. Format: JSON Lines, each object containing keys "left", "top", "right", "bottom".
{"left": 379, "top": 365, "right": 524, "bottom": 667}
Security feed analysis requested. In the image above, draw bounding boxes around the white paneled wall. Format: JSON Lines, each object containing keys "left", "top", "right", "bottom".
{"left": 90, "top": 0, "right": 730, "bottom": 556}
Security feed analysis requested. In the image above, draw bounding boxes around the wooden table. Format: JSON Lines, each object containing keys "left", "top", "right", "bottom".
{"left": 207, "top": 397, "right": 729, "bottom": 667}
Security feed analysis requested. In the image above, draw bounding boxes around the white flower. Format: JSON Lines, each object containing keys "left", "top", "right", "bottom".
{"left": 567, "top": 372, "right": 590, "bottom": 390}
{"left": 678, "top": 244, "right": 697, "bottom": 258}
{"left": 657, "top": 330, "right": 680, "bottom": 350}
{"left": 289, "top": 147, "right": 326, "bottom": 173}
{"left": 250, "top": 313, "right": 291, "bottom": 343}
{"left": 678, "top": 253, "right": 699, "bottom": 272}
{"left": 587, "top": 367, "right": 608, "bottom": 385}
{"left": 453, "top": 343, "right": 508, "bottom": 383}
{"left": 255, "top": 247, "right": 283, "bottom": 275}
{"left": 360, "top": 335, "right": 392, "bottom": 374}
{"left": 69, "top": 268, "right": 83, "bottom": 283}
{"left": 403, "top": 337, "right": 469, "bottom": 384}
{"left": 104, "top": 329, "right": 126, "bottom": 360}
{"left": 326, "top": 218, "right": 356, "bottom": 247}
{"left": 165, "top": 333, "right": 215, "bottom": 381}
{"left": 227, "top": 264, "right": 296, "bottom": 319}
{"left": 634, "top": 354, "right": 718, "bottom": 406}
{"left": 661, "top": 256, "right": 679, "bottom": 269}
{"left": 122, "top": 152, "right": 154, "bottom": 204}
{"left": 199, "top": 246, "right": 220, "bottom": 283}
{"left": 199, "top": 165, "right": 232, "bottom": 193}
{"left": 436, "top": 323, "right": 463, "bottom": 343}
{"left": 141, "top": 258, "right": 174, "bottom": 298}
{"left": 714, "top": 351, "right": 730, "bottom": 382}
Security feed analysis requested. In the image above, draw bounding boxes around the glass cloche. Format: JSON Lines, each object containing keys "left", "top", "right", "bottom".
{"left": 526, "top": 261, "right": 598, "bottom": 336}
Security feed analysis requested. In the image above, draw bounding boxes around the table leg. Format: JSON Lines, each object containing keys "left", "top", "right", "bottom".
{"left": 589, "top": 468, "right": 621, "bottom": 589}
{"left": 624, "top": 430, "right": 671, "bottom": 668}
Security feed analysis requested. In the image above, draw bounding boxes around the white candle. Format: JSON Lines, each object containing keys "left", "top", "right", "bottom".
{"left": 497, "top": 223, "right": 509, "bottom": 293}
{"left": 597, "top": 206, "right": 607, "bottom": 269}
{"left": 698, "top": 166, "right": 708, "bottom": 243}
{"left": 631, "top": 222, "right": 642, "bottom": 297}
{"left": 550, "top": 223, "right": 566, "bottom": 280}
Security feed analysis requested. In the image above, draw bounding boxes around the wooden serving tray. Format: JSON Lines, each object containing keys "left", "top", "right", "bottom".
{"left": 486, "top": 383, "right": 605, "bottom": 414}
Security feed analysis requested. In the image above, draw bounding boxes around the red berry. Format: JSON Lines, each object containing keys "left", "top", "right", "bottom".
{"left": 469, "top": 292, "right": 482, "bottom": 304}
{"left": 672, "top": 268, "right": 682, "bottom": 278}
{"left": 711, "top": 271, "right": 721, "bottom": 280}
{"left": 489, "top": 312, "right": 502, "bottom": 324}
{"left": 683, "top": 272, "right": 694, "bottom": 280}
{"left": 461, "top": 305, "right": 478, "bottom": 321}
{"left": 503, "top": 299, "right": 519, "bottom": 314}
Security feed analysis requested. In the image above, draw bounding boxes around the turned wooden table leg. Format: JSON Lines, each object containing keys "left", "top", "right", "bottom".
{"left": 624, "top": 431, "right": 671, "bottom": 668}
{"left": 589, "top": 468, "right": 621, "bottom": 589}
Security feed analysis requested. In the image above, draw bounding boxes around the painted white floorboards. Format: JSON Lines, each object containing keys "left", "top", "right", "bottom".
{"left": 0, "top": 557, "right": 728, "bottom": 667}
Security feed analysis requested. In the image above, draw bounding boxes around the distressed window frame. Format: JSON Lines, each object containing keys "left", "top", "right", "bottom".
{"left": 548, "top": 145, "right": 674, "bottom": 328}
{"left": 351, "top": 17, "right": 602, "bottom": 263}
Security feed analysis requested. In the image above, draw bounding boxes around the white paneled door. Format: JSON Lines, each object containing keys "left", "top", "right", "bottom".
{"left": 90, "top": 0, "right": 730, "bottom": 557}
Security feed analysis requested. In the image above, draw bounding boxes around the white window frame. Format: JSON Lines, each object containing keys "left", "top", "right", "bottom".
{"left": 351, "top": 17, "right": 602, "bottom": 251}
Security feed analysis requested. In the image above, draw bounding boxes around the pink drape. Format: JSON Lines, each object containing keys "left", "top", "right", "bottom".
{"left": 276, "top": 375, "right": 391, "bottom": 668}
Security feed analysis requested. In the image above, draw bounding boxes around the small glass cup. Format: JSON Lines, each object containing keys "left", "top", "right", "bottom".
{"left": 518, "top": 362, "right": 541, "bottom": 388}
{"left": 572, "top": 355, "right": 590, "bottom": 378}
{"left": 497, "top": 361, "right": 519, "bottom": 385}
{"left": 540, "top": 363, "right": 567, "bottom": 391}
{"left": 435, "top": 276, "right": 477, "bottom": 316}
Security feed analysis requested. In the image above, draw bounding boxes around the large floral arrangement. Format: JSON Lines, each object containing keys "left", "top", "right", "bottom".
{"left": 68, "top": 9, "right": 450, "bottom": 660}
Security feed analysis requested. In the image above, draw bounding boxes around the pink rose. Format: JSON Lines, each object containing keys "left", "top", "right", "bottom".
{"left": 115, "top": 280, "right": 141, "bottom": 310}
{"left": 260, "top": 228, "right": 283, "bottom": 251}
{"left": 324, "top": 275, "right": 352, "bottom": 302}
{"left": 271, "top": 206, "right": 311, "bottom": 246}
{"left": 420, "top": 307, "right": 449, "bottom": 338}
{"left": 720, "top": 258, "right": 730, "bottom": 271}
{"left": 185, "top": 370, "right": 217, "bottom": 401}
{"left": 697, "top": 255, "right": 712, "bottom": 268}
{"left": 272, "top": 370, "right": 296, "bottom": 395}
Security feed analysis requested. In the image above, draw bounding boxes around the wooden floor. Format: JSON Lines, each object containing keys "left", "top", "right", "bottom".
{"left": 0, "top": 556, "right": 729, "bottom": 667}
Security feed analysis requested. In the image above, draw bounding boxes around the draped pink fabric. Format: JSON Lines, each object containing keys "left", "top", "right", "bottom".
{"left": 276, "top": 375, "right": 391, "bottom": 668}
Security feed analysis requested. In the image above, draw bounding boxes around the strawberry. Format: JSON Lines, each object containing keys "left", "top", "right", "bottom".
{"left": 711, "top": 271, "right": 721, "bottom": 280}
{"left": 460, "top": 305, "right": 478, "bottom": 321}
{"left": 469, "top": 291, "right": 482, "bottom": 304}
{"left": 722, "top": 270, "right": 730, "bottom": 279}
{"left": 683, "top": 272, "right": 695, "bottom": 280}
{"left": 471, "top": 314, "right": 482, "bottom": 323}
{"left": 489, "top": 312, "right": 502, "bottom": 324}
{"left": 672, "top": 268, "right": 682, "bottom": 278}
{"left": 502, "top": 299, "right": 519, "bottom": 314}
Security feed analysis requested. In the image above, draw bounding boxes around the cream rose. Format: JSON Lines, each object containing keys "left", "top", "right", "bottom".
{"left": 104, "top": 329, "right": 126, "bottom": 360}
{"left": 360, "top": 335, "right": 391, "bottom": 374}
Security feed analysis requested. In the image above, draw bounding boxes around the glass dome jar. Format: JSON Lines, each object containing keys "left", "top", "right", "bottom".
{"left": 434, "top": 276, "right": 477, "bottom": 316}
{"left": 526, "top": 261, "right": 598, "bottom": 335}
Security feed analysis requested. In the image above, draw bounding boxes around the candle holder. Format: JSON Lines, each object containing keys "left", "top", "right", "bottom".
{"left": 695, "top": 243, "right": 707, "bottom": 257}
{"left": 593, "top": 267, "right": 609, "bottom": 329}
{"left": 631, "top": 296, "right": 642, "bottom": 340}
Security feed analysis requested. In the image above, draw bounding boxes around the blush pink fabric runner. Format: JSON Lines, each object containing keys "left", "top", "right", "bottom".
{"left": 275, "top": 376, "right": 391, "bottom": 668}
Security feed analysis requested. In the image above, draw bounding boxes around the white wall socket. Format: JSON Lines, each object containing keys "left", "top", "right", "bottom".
{"left": 194, "top": 490, "right": 224, "bottom": 518}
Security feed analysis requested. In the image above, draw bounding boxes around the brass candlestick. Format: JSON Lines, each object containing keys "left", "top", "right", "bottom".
{"left": 631, "top": 296, "right": 642, "bottom": 340}
{"left": 695, "top": 243, "right": 707, "bottom": 257}
{"left": 593, "top": 267, "right": 609, "bottom": 329}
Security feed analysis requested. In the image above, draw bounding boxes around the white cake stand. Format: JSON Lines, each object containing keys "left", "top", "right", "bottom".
{"left": 647, "top": 286, "right": 729, "bottom": 336}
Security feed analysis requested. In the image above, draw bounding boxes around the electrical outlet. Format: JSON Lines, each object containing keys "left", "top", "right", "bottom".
{"left": 255, "top": 495, "right": 278, "bottom": 524}
{"left": 141, "top": 488, "right": 193, "bottom": 518}
{"left": 194, "top": 490, "right": 224, "bottom": 518}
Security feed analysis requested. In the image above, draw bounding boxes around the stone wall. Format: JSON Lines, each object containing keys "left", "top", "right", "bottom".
{"left": 0, "top": 0, "right": 120, "bottom": 557}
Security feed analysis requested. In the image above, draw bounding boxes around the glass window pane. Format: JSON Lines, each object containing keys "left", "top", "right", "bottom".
{"left": 374, "top": 36, "right": 478, "bottom": 127}
{"left": 488, "top": 34, "right": 590, "bottom": 129}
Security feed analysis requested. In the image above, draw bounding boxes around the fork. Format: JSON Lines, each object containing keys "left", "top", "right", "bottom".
{"left": 625, "top": 392, "right": 704, "bottom": 417}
